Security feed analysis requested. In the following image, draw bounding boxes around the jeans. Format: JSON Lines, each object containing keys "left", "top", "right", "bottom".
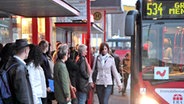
{"left": 77, "top": 91, "right": 87, "bottom": 104}
{"left": 96, "top": 85, "right": 112, "bottom": 104}
{"left": 41, "top": 98, "right": 47, "bottom": 104}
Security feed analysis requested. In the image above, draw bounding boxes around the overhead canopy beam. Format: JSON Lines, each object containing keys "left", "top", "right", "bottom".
{"left": 91, "top": 0, "right": 124, "bottom": 13}
{"left": 0, "top": 0, "right": 80, "bottom": 17}
{"left": 55, "top": 22, "right": 104, "bottom": 34}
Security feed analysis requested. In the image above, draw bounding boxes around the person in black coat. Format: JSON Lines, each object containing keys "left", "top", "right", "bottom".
{"left": 66, "top": 53, "right": 79, "bottom": 104}
{"left": 39, "top": 40, "right": 53, "bottom": 104}
{"left": 76, "top": 44, "right": 90, "bottom": 104}
{"left": 6, "top": 39, "right": 33, "bottom": 104}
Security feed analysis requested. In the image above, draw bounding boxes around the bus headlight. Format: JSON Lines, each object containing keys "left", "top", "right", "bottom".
{"left": 140, "top": 96, "right": 159, "bottom": 104}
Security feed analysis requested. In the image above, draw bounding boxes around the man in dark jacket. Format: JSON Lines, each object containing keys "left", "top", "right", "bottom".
{"left": 76, "top": 44, "right": 90, "bottom": 104}
{"left": 6, "top": 39, "right": 33, "bottom": 104}
{"left": 66, "top": 57, "right": 79, "bottom": 104}
{"left": 111, "top": 48, "right": 121, "bottom": 73}
{"left": 111, "top": 48, "right": 121, "bottom": 94}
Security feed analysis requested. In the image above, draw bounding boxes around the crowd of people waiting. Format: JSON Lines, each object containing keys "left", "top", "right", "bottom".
{"left": 0, "top": 38, "right": 131, "bottom": 104}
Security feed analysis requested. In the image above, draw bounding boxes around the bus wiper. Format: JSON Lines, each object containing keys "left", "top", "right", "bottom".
{"left": 150, "top": 79, "right": 184, "bottom": 85}
{"left": 142, "top": 24, "right": 151, "bottom": 27}
{"left": 154, "top": 22, "right": 165, "bottom": 25}
{"left": 142, "top": 24, "right": 152, "bottom": 42}
{"left": 147, "top": 24, "right": 151, "bottom": 41}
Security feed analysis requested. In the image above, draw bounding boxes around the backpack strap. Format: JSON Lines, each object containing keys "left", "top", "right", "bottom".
{"left": 5, "top": 63, "right": 19, "bottom": 72}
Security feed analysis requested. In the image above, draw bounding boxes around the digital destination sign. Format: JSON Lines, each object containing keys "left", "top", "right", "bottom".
{"left": 143, "top": 0, "right": 184, "bottom": 19}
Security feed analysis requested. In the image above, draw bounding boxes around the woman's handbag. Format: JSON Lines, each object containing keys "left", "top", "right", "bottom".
{"left": 92, "top": 56, "right": 98, "bottom": 82}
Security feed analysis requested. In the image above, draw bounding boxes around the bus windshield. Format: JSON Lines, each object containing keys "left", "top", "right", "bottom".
{"left": 142, "top": 20, "right": 184, "bottom": 81}
{"left": 125, "top": 0, "right": 184, "bottom": 103}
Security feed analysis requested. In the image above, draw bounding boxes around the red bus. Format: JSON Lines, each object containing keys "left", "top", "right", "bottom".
{"left": 125, "top": 0, "right": 184, "bottom": 104}
{"left": 107, "top": 37, "right": 131, "bottom": 60}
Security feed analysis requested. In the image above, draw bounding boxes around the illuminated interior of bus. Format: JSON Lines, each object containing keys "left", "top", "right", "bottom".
{"left": 141, "top": 21, "right": 184, "bottom": 80}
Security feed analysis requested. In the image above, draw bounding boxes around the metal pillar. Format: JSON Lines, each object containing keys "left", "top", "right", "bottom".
{"left": 32, "top": 18, "right": 38, "bottom": 44}
{"left": 45, "top": 17, "right": 51, "bottom": 43}
{"left": 104, "top": 10, "right": 106, "bottom": 42}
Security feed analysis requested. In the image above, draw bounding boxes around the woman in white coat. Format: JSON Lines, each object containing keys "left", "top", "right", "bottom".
{"left": 89, "top": 42, "right": 122, "bottom": 104}
{"left": 26, "top": 45, "right": 47, "bottom": 104}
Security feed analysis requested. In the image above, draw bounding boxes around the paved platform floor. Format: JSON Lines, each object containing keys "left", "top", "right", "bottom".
{"left": 93, "top": 85, "right": 130, "bottom": 104}
{"left": 53, "top": 76, "right": 131, "bottom": 104}
{"left": 52, "top": 86, "right": 130, "bottom": 104}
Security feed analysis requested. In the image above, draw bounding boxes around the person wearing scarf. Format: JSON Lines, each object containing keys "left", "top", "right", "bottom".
{"left": 89, "top": 42, "right": 122, "bottom": 104}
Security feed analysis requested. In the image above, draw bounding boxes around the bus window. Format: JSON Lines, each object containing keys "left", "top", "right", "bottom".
{"left": 142, "top": 22, "right": 184, "bottom": 80}
{"left": 107, "top": 38, "right": 131, "bottom": 59}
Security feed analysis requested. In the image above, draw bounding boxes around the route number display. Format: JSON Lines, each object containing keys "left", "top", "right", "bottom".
{"left": 143, "top": 0, "right": 184, "bottom": 19}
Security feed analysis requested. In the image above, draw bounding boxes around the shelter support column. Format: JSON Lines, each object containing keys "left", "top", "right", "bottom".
{"left": 87, "top": 0, "right": 92, "bottom": 104}
{"left": 45, "top": 17, "right": 51, "bottom": 43}
{"left": 86, "top": 0, "right": 91, "bottom": 65}
{"left": 65, "top": 31, "right": 68, "bottom": 43}
{"left": 104, "top": 10, "right": 106, "bottom": 42}
{"left": 82, "top": 33, "right": 86, "bottom": 44}
{"left": 32, "top": 18, "right": 38, "bottom": 44}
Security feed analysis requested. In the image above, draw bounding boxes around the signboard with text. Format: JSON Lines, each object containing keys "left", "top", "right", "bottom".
{"left": 143, "top": 0, "right": 184, "bottom": 19}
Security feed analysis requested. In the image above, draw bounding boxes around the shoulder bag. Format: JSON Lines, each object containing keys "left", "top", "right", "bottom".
{"left": 92, "top": 56, "right": 99, "bottom": 82}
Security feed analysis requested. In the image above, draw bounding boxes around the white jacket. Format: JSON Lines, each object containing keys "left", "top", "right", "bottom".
{"left": 89, "top": 54, "right": 122, "bottom": 87}
{"left": 27, "top": 62, "right": 47, "bottom": 104}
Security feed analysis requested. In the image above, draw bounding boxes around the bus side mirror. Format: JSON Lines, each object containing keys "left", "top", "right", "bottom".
{"left": 125, "top": 10, "right": 138, "bottom": 36}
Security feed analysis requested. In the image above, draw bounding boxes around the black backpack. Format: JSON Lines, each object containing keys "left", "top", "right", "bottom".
{"left": 0, "top": 64, "right": 17, "bottom": 104}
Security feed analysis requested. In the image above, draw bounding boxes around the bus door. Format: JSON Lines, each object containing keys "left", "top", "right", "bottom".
{"left": 174, "top": 29, "right": 184, "bottom": 66}
{"left": 180, "top": 30, "right": 184, "bottom": 65}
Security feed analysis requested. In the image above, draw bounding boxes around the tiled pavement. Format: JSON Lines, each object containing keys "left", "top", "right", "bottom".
{"left": 52, "top": 76, "right": 131, "bottom": 104}
{"left": 52, "top": 86, "right": 130, "bottom": 104}
{"left": 93, "top": 85, "right": 130, "bottom": 104}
